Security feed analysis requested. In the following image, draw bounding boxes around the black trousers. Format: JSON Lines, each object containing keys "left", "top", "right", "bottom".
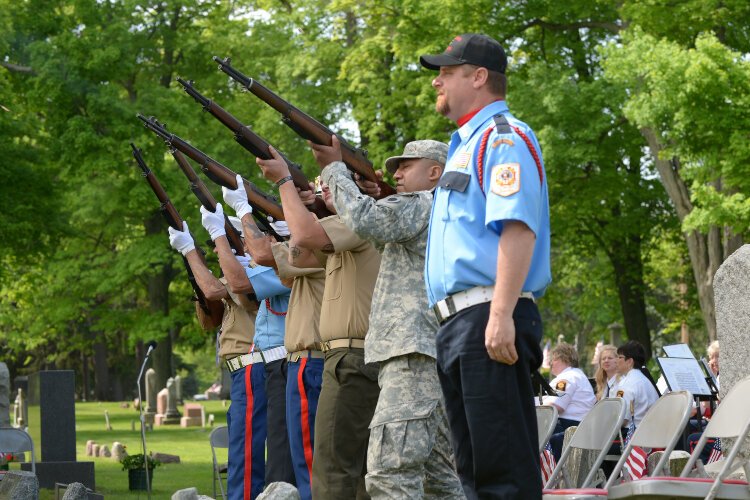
{"left": 436, "top": 299, "right": 543, "bottom": 500}
{"left": 264, "top": 359, "right": 296, "bottom": 486}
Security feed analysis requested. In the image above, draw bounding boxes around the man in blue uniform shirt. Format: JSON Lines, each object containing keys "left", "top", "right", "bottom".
{"left": 420, "top": 33, "right": 552, "bottom": 499}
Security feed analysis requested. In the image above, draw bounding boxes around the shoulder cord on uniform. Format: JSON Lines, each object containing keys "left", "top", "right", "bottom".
{"left": 265, "top": 298, "right": 287, "bottom": 316}
{"left": 476, "top": 118, "right": 544, "bottom": 195}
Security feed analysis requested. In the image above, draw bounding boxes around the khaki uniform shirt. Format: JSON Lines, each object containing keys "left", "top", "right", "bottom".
{"left": 317, "top": 214, "right": 381, "bottom": 342}
{"left": 322, "top": 161, "right": 437, "bottom": 364}
{"left": 272, "top": 242, "right": 325, "bottom": 352}
{"left": 217, "top": 278, "right": 257, "bottom": 361}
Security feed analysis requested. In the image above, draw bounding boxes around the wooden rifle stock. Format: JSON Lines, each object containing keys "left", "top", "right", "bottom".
{"left": 213, "top": 56, "right": 396, "bottom": 198}
{"left": 130, "top": 143, "right": 223, "bottom": 323}
{"left": 175, "top": 77, "right": 331, "bottom": 218}
{"left": 136, "top": 114, "right": 286, "bottom": 224}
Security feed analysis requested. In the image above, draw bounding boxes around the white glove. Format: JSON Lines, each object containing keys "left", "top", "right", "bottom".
{"left": 269, "top": 219, "right": 290, "bottom": 237}
{"left": 235, "top": 253, "right": 252, "bottom": 268}
{"left": 201, "top": 203, "right": 226, "bottom": 241}
{"left": 168, "top": 221, "right": 196, "bottom": 256}
{"left": 222, "top": 174, "right": 253, "bottom": 220}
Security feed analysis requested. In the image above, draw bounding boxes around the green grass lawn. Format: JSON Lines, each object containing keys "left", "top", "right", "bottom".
{"left": 16, "top": 400, "right": 231, "bottom": 499}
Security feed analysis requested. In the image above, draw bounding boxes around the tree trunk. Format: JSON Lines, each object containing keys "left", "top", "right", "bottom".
{"left": 609, "top": 234, "right": 652, "bottom": 358}
{"left": 144, "top": 211, "right": 174, "bottom": 391}
{"left": 93, "top": 340, "right": 109, "bottom": 400}
{"left": 641, "top": 128, "right": 718, "bottom": 340}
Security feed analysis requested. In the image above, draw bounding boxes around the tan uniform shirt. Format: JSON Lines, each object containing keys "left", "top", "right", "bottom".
{"left": 317, "top": 215, "right": 381, "bottom": 342}
{"left": 217, "top": 278, "right": 258, "bottom": 361}
{"left": 272, "top": 242, "right": 325, "bottom": 352}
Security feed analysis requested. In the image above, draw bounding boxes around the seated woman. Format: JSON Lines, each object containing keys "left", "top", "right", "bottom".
{"left": 594, "top": 344, "right": 620, "bottom": 400}
{"left": 542, "top": 343, "right": 596, "bottom": 460}
{"left": 688, "top": 340, "right": 721, "bottom": 462}
{"left": 613, "top": 341, "right": 660, "bottom": 431}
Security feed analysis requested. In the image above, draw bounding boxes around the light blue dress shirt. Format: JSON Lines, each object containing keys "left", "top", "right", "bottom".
{"left": 245, "top": 265, "right": 290, "bottom": 351}
{"left": 425, "top": 100, "right": 551, "bottom": 306}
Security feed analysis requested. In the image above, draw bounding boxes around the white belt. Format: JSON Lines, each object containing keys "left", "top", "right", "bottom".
{"left": 432, "top": 286, "right": 535, "bottom": 324}
{"left": 225, "top": 352, "right": 264, "bottom": 372}
{"left": 258, "top": 346, "right": 288, "bottom": 363}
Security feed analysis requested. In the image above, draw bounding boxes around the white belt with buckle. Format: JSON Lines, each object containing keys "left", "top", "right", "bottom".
{"left": 225, "top": 352, "right": 264, "bottom": 373}
{"left": 259, "top": 346, "right": 287, "bottom": 363}
{"left": 432, "top": 286, "right": 535, "bottom": 324}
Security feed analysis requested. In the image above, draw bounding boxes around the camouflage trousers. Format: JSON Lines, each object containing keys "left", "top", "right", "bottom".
{"left": 365, "top": 354, "right": 465, "bottom": 499}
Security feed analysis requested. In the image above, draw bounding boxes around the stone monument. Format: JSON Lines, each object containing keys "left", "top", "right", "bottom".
{"left": 714, "top": 244, "right": 750, "bottom": 459}
{"left": 144, "top": 368, "right": 157, "bottom": 425}
{"left": 22, "top": 371, "right": 95, "bottom": 489}
{"left": 0, "top": 362, "right": 10, "bottom": 427}
{"left": 180, "top": 403, "right": 204, "bottom": 427}
{"left": 174, "top": 374, "right": 183, "bottom": 405}
{"left": 12, "top": 387, "right": 27, "bottom": 429}
{"left": 165, "top": 377, "right": 182, "bottom": 422}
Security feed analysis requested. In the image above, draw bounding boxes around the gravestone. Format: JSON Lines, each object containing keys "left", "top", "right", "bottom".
{"left": 98, "top": 445, "right": 111, "bottom": 458}
{"left": 0, "top": 470, "right": 39, "bottom": 499}
{"left": 13, "top": 388, "right": 27, "bottom": 429}
{"left": 257, "top": 482, "right": 301, "bottom": 500}
{"left": 153, "top": 452, "right": 180, "bottom": 464}
{"left": 560, "top": 426, "right": 599, "bottom": 487}
{"left": 714, "top": 244, "right": 750, "bottom": 459}
{"left": 22, "top": 371, "right": 95, "bottom": 489}
{"left": 155, "top": 388, "right": 168, "bottom": 426}
{"left": 111, "top": 442, "right": 127, "bottom": 461}
{"left": 0, "top": 362, "right": 10, "bottom": 427}
{"left": 91, "top": 444, "right": 100, "bottom": 457}
{"left": 104, "top": 410, "right": 112, "bottom": 431}
{"left": 165, "top": 377, "right": 182, "bottom": 420}
{"left": 144, "top": 368, "right": 157, "bottom": 425}
{"left": 61, "top": 482, "right": 88, "bottom": 500}
{"left": 85, "top": 440, "right": 96, "bottom": 457}
{"left": 174, "top": 375, "right": 183, "bottom": 405}
{"left": 180, "top": 403, "right": 204, "bottom": 428}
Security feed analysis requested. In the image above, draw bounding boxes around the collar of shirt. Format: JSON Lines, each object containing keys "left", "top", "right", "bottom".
{"left": 454, "top": 100, "right": 509, "bottom": 144}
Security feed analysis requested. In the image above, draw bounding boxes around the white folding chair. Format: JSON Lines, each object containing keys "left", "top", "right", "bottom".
{"left": 0, "top": 428, "right": 36, "bottom": 474}
{"left": 210, "top": 425, "right": 229, "bottom": 500}
{"left": 543, "top": 398, "right": 625, "bottom": 491}
{"left": 538, "top": 405, "right": 560, "bottom": 453}
{"left": 609, "top": 374, "right": 750, "bottom": 500}
{"left": 543, "top": 390, "right": 693, "bottom": 499}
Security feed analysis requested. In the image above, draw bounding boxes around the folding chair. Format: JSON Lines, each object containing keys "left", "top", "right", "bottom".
{"left": 608, "top": 374, "right": 750, "bottom": 500}
{"left": 0, "top": 428, "right": 35, "bottom": 475}
{"left": 538, "top": 405, "right": 560, "bottom": 453}
{"left": 543, "top": 398, "right": 625, "bottom": 492}
{"left": 542, "top": 390, "right": 693, "bottom": 499}
{"left": 210, "top": 425, "right": 229, "bottom": 500}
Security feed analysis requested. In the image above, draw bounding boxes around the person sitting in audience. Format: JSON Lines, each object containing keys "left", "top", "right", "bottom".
{"left": 613, "top": 341, "right": 660, "bottom": 429}
{"left": 542, "top": 343, "right": 597, "bottom": 460}
{"left": 594, "top": 344, "right": 620, "bottom": 400}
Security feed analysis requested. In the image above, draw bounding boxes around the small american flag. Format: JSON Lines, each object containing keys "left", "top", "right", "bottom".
{"left": 622, "top": 418, "right": 649, "bottom": 480}
{"left": 707, "top": 438, "right": 722, "bottom": 464}
{"left": 540, "top": 442, "right": 556, "bottom": 485}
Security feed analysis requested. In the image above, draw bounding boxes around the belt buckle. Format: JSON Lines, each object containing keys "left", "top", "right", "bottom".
{"left": 322, "top": 341, "right": 331, "bottom": 352}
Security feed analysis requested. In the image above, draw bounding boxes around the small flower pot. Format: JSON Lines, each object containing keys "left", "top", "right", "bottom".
{"left": 127, "top": 468, "right": 154, "bottom": 491}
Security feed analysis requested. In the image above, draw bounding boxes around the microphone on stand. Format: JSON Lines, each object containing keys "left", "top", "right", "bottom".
{"left": 137, "top": 340, "right": 158, "bottom": 500}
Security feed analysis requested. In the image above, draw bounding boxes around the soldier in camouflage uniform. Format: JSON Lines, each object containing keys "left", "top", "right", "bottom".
{"left": 312, "top": 138, "right": 464, "bottom": 499}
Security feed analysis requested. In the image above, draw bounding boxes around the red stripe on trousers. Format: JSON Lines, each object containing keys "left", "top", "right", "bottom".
{"left": 297, "top": 357, "right": 314, "bottom": 487}
{"left": 244, "top": 365, "right": 254, "bottom": 500}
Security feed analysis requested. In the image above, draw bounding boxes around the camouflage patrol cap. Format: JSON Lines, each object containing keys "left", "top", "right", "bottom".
{"left": 384, "top": 140, "right": 449, "bottom": 174}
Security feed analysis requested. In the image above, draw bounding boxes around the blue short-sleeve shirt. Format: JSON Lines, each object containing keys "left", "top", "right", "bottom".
{"left": 245, "top": 265, "right": 290, "bottom": 351}
{"left": 425, "top": 100, "right": 551, "bottom": 306}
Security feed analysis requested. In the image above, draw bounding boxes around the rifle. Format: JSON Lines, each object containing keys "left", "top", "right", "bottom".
{"left": 176, "top": 77, "right": 332, "bottom": 218}
{"left": 137, "top": 114, "right": 285, "bottom": 241}
{"left": 130, "top": 143, "right": 224, "bottom": 324}
{"left": 212, "top": 56, "right": 396, "bottom": 198}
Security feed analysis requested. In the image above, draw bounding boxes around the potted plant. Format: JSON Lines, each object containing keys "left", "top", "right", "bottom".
{"left": 120, "top": 453, "right": 161, "bottom": 491}
{"left": 0, "top": 452, "right": 18, "bottom": 472}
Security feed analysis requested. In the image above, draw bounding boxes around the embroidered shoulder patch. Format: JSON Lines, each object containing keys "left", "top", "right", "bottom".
{"left": 492, "top": 138, "right": 514, "bottom": 148}
{"left": 616, "top": 390, "right": 624, "bottom": 398}
{"left": 452, "top": 151, "right": 471, "bottom": 170}
{"left": 556, "top": 380, "right": 568, "bottom": 392}
{"left": 491, "top": 163, "right": 520, "bottom": 197}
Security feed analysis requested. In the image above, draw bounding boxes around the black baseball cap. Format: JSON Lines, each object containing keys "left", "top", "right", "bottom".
{"left": 420, "top": 34, "right": 507, "bottom": 74}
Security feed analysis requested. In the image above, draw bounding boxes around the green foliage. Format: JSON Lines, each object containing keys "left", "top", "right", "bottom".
{"left": 120, "top": 452, "right": 161, "bottom": 471}
{"left": 1, "top": 0, "right": 746, "bottom": 389}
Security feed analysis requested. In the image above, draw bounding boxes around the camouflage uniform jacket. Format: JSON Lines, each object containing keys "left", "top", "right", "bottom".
{"left": 322, "top": 161, "right": 439, "bottom": 364}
